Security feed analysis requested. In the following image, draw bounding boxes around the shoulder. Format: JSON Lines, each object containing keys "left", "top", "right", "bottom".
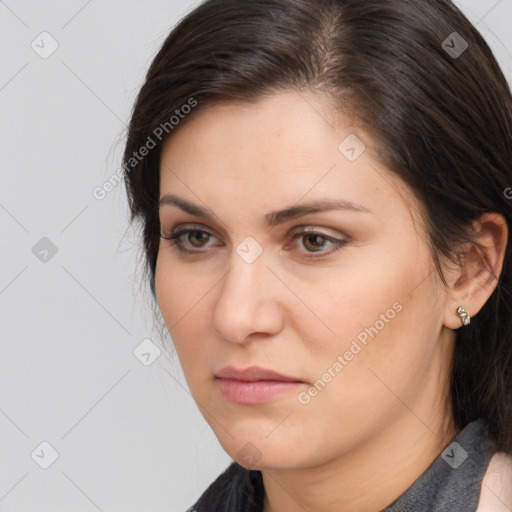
{"left": 189, "top": 462, "right": 263, "bottom": 512}
{"left": 191, "top": 462, "right": 241, "bottom": 509}
{"left": 476, "top": 451, "right": 512, "bottom": 512}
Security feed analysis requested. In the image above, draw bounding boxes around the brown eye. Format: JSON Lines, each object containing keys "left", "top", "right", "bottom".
{"left": 302, "top": 233, "right": 329, "bottom": 252}
{"left": 160, "top": 227, "right": 217, "bottom": 254}
{"left": 187, "top": 230, "right": 211, "bottom": 247}
{"left": 289, "top": 227, "right": 348, "bottom": 258}
{"left": 161, "top": 225, "right": 348, "bottom": 258}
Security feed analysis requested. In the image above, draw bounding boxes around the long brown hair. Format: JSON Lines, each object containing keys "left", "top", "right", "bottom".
{"left": 122, "top": 0, "right": 512, "bottom": 453}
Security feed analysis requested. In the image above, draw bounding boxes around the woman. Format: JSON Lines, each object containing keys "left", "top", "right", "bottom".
{"left": 122, "top": 0, "right": 512, "bottom": 510}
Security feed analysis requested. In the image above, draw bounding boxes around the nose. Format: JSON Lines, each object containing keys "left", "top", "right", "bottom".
{"left": 211, "top": 246, "right": 285, "bottom": 344}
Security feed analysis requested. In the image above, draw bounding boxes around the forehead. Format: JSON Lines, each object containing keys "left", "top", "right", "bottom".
{"left": 158, "top": 90, "right": 422, "bottom": 227}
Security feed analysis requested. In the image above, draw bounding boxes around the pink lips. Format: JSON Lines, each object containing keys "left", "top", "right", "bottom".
{"left": 214, "top": 366, "right": 305, "bottom": 404}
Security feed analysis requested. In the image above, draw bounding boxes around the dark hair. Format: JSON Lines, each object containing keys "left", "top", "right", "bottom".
{"left": 123, "top": 0, "right": 512, "bottom": 453}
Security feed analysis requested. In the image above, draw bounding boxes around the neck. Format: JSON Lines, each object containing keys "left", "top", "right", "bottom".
{"left": 262, "top": 410, "right": 459, "bottom": 512}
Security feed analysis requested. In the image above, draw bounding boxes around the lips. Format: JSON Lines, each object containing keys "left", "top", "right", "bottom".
{"left": 214, "top": 366, "right": 306, "bottom": 404}
{"left": 215, "top": 365, "right": 304, "bottom": 383}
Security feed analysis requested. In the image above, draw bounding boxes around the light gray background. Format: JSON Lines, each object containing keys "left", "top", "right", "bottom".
{"left": 1, "top": 1, "right": 511, "bottom": 511}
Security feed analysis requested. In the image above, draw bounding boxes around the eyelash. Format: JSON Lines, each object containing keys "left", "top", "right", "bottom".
{"left": 160, "top": 225, "right": 348, "bottom": 258}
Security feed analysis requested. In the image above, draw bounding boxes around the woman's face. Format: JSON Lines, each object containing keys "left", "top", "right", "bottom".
{"left": 155, "top": 90, "right": 457, "bottom": 469}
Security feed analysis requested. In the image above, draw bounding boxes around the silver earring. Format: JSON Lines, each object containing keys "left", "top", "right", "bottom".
{"left": 457, "top": 306, "right": 471, "bottom": 326}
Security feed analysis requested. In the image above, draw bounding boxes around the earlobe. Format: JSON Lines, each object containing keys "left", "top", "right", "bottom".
{"left": 456, "top": 306, "right": 471, "bottom": 326}
{"left": 444, "top": 304, "right": 472, "bottom": 330}
{"left": 443, "top": 212, "right": 509, "bottom": 330}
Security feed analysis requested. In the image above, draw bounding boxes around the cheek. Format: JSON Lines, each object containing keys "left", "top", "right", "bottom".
{"left": 299, "top": 248, "right": 412, "bottom": 345}
{"left": 155, "top": 255, "right": 215, "bottom": 372}
{"left": 306, "top": 241, "right": 433, "bottom": 366}
{"left": 155, "top": 262, "right": 219, "bottom": 451}
{"left": 154, "top": 234, "right": 438, "bottom": 391}
{"left": 316, "top": 248, "right": 440, "bottom": 406}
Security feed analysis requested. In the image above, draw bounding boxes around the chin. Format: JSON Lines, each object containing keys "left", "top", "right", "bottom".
{"left": 216, "top": 431, "right": 308, "bottom": 471}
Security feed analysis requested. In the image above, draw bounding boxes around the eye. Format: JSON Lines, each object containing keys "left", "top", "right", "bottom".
{"left": 160, "top": 224, "right": 348, "bottom": 258}
{"left": 160, "top": 226, "right": 217, "bottom": 254}
{"left": 288, "top": 227, "right": 348, "bottom": 257}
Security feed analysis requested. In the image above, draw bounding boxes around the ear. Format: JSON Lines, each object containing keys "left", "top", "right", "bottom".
{"left": 443, "top": 212, "right": 508, "bottom": 330}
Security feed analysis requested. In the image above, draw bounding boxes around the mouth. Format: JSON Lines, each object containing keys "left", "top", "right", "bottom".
{"left": 215, "top": 365, "right": 303, "bottom": 382}
{"left": 214, "top": 366, "right": 306, "bottom": 404}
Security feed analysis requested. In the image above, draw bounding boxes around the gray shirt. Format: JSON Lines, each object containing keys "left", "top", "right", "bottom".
{"left": 190, "top": 418, "right": 496, "bottom": 512}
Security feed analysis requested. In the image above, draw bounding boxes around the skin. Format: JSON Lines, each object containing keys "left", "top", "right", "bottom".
{"left": 155, "top": 90, "right": 508, "bottom": 512}
{"left": 477, "top": 452, "right": 512, "bottom": 511}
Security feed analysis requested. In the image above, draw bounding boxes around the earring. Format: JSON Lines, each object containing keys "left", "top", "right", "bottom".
{"left": 457, "top": 306, "right": 471, "bottom": 326}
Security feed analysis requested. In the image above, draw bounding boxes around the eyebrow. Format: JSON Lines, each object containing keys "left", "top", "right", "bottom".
{"left": 158, "top": 194, "right": 373, "bottom": 227}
